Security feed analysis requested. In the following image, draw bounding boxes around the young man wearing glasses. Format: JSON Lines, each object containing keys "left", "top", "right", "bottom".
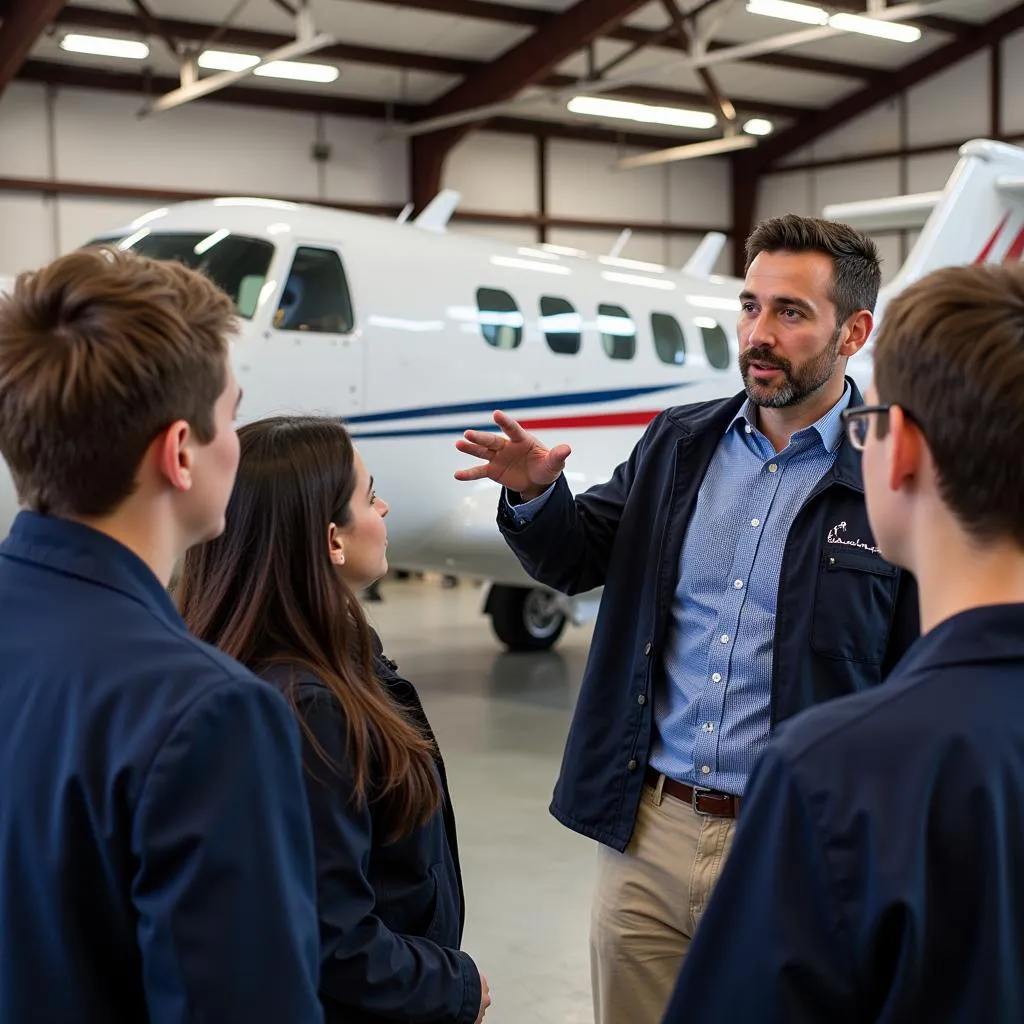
{"left": 661, "top": 262, "right": 1024, "bottom": 1023}
{"left": 455, "top": 214, "right": 920, "bottom": 1024}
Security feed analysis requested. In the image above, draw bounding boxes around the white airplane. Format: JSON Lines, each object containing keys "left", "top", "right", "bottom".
{"left": 1, "top": 138, "right": 1022, "bottom": 650}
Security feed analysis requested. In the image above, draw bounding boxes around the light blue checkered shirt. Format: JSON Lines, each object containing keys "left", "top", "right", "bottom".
{"left": 505, "top": 384, "right": 851, "bottom": 797}
{"left": 648, "top": 382, "right": 851, "bottom": 795}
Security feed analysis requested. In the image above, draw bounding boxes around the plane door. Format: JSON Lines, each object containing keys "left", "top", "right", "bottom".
{"left": 237, "top": 242, "right": 364, "bottom": 419}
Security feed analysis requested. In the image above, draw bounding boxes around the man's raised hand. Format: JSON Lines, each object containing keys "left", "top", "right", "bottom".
{"left": 454, "top": 410, "right": 571, "bottom": 501}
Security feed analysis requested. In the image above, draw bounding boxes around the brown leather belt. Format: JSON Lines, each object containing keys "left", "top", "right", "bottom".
{"left": 645, "top": 767, "right": 741, "bottom": 818}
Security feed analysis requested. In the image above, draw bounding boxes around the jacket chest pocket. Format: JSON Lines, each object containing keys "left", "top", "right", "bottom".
{"left": 810, "top": 547, "right": 898, "bottom": 665}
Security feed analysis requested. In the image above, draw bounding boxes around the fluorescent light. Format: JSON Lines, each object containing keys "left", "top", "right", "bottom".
{"left": 199, "top": 49, "right": 340, "bottom": 82}
{"left": 60, "top": 33, "right": 150, "bottom": 59}
{"left": 568, "top": 96, "right": 717, "bottom": 130}
{"left": 828, "top": 12, "right": 921, "bottom": 42}
{"left": 193, "top": 228, "right": 230, "bottom": 255}
{"left": 117, "top": 227, "right": 151, "bottom": 250}
{"left": 743, "top": 118, "right": 774, "bottom": 136}
{"left": 516, "top": 246, "right": 561, "bottom": 261}
{"left": 694, "top": 316, "right": 719, "bottom": 329}
{"left": 198, "top": 50, "right": 260, "bottom": 73}
{"left": 539, "top": 243, "right": 588, "bottom": 258}
{"left": 745, "top": 0, "right": 827, "bottom": 25}
{"left": 256, "top": 59, "right": 339, "bottom": 83}
{"left": 687, "top": 294, "right": 742, "bottom": 311}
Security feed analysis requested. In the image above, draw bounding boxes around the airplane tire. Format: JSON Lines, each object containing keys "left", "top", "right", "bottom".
{"left": 487, "top": 585, "right": 567, "bottom": 652}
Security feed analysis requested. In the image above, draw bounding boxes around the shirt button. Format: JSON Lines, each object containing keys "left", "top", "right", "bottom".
{"left": 703, "top": 722, "right": 714, "bottom": 733}
{"left": 720, "top": 634, "right": 729, "bottom": 644}
{"left": 768, "top": 463, "right": 778, "bottom": 473}
{"left": 627, "top": 759, "right": 638, "bottom": 771}
{"left": 712, "top": 673, "right": 722, "bottom": 682}
{"left": 751, "top": 518, "right": 760, "bottom": 527}
{"left": 701, "top": 765, "right": 711, "bottom": 775}
{"left": 744, "top": 424, "right": 752, "bottom": 434}
{"left": 733, "top": 579, "right": 743, "bottom": 589}
{"left": 637, "top": 694, "right": 646, "bottom": 706}
{"left": 644, "top": 641, "right": 652, "bottom": 656}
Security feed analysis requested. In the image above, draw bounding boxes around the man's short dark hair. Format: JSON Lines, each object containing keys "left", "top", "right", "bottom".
{"left": 0, "top": 247, "right": 237, "bottom": 519}
{"left": 872, "top": 263, "right": 1024, "bottom": 547}
{"left": 745, "top": 213, "right": 882, "bottom": 326}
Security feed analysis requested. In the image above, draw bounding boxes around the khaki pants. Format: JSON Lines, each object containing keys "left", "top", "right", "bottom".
{"left": 590, "top": 774, "right": 737, "bottom": 1024}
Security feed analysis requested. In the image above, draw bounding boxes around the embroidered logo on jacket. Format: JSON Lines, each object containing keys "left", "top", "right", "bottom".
{"left": 827, "top": 521, "right": 880, "bottom": 555}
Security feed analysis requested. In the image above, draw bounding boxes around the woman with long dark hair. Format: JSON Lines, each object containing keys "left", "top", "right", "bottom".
{"left": 177, "top": 416, "right": 489, "bottom": 1024}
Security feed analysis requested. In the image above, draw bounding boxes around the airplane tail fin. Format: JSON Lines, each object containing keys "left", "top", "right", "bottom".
{"left": 823, "top": 139, "right": 1024, "bottom": 307}
{"left": 413, "top": 189, "right": 461, "bottom": 232}
{"left": 683, "top": 231, "right": 728, "bottom": 277}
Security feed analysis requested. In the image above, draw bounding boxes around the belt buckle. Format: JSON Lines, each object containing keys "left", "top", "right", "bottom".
{"left": 691, "top": 785, "right": 714, "bottom": 817}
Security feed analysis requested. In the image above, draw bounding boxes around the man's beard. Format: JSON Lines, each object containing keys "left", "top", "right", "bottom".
{"left": 740, "top": 329, "right": 842, "bottom": 409}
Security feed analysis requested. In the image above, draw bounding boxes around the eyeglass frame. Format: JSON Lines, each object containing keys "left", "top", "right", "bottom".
{"left": 841, "top": 403, "right": 923, "bottom": 451}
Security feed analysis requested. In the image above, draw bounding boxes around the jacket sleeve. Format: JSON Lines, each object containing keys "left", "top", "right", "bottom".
{"left": 497, "top": 413, "right": 663, "bottom": 596}
{"left": 296, "top": 688, "right": 482, "bottom": 1024}
{"left": 132, "top": 678, "right": 323, "bottom": 1024}
{"left": 883, "top": 568, "right": 920, "bottom": 677}
{"left": 661, "top": 744, "right": 856, "bottom": 1024}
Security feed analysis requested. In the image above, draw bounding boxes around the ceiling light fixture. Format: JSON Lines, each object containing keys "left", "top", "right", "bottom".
{"left": 827, "top": 12, "right": 922, "bottom": 42}
{"left": 60, "top": 33, "right": 150, "bottom": 60}
{"left": 199, "top": 49, "right": 340, "bottom": 83}
{"left": 567, "top": 96, "right": 717, "bottom": 130}
{"left": 743, "top": 117, "right": 774, "bottom": 136}
{"left": 745, "top": 0, "right": 828, "bottom": 26}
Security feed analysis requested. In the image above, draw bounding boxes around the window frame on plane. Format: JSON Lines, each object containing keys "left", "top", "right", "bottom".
{"left": 274, "top": 244, "right": 356, "bottom": 335}
{"left": 651, "top": 311, "right": 687, "bottom": 366}
{"left": 476, "top": 287, "right": 524, "bottom": 350}
{"left": 539, "top": 296, "right": 582, "bottom": 355}
{"left": 598, "top": 303, "right": 637, "bottom": 361}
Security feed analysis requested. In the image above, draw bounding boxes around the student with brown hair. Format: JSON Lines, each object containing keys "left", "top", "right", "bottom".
{"left": 0, "top": 248, "right": 322, "bottom": 1022}
{"left": 662, "top": 263, "right": 1024, "bottom": 1023}
{"left": 177, "top": 415, "right": 489, "bottom": 1024}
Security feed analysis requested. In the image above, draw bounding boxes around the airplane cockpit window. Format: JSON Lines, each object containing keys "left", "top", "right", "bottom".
{"left": 696, "top": 317, "right": 731, "bottom": 370}
{"left": 275, "top": 246, "right": 355, "bottom": 334}
{"left": 651, "top": 312, "right": 686, "bottom": 365}
{"left": 476, "top": 288, "right": 523, "bottom": 349}
{"left": 598, "top": 304, "right": 636, "bottom": 360}
{"left": 87, "top": 231, "right": 274, "bottom": 320}
{"left": 539, "top": 296, "right": 581, "bottom": 355}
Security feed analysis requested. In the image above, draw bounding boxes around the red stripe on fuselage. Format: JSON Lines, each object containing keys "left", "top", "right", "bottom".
{"left": 975, "top": 214, "right": 1010, "bottom": 263}
{"left": 1003, "top": 224, "right": 1024, "bottom": 264}
{"left": 518, "top": 410, "right": 662, "bottom": 430}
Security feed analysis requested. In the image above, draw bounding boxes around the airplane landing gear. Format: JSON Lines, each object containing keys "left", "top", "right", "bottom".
{"left": 485, "top": 584, "right": 567, "bottom": 652}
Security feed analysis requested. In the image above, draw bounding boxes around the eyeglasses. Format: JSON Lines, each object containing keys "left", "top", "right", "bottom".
{"left": 841, "top": 404, "right": 921, "bottom": 451}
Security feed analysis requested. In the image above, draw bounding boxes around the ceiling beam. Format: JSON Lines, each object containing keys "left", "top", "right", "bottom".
{"left": 349, "top": 0, "right": 884, "bottom": 80}
{"left": 417, "top": 0, "right": 652, "bottom": 135}
{"left": 0, "top": 0, "right": 68, "bottom": 98}
{"left": 53, "top": 6, "right": 806, "bottom": 120}
{"left": 750, "top": 2, "right": 1024, "bottom": 170}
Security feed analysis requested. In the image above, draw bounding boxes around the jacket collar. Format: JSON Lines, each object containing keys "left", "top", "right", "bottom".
{"left": 895, "top": 603, "right": 1024, "bottom": 675}
{"left": 0, "top": 510, "right": 183, "bottom": 629}
{"left": 665, "top": 376, "right": 866, "bottom": 491}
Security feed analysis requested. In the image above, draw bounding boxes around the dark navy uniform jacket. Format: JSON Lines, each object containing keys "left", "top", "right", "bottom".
{"left": 263, "top": 638, "right": 480, "bottom": 1024}
{"left": 498, "top": 383, "right": 919, "bottom": 852}
{"left": 662, "top": 603, "right": 1024, "bottom": 1024}
{"left": 0, "top": 512, "right": 323, "bottom": 1024}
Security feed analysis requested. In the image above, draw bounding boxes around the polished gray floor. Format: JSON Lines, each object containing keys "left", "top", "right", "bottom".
{"left": 365, "top": 576, "right": 597, "bottom": 1024}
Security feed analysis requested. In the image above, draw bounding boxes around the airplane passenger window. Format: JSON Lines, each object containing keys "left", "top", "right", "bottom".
{"left": 651, "top": 312, "right": 686, "bottom": 365}
{"left": 89, "top": 231, "right": 274, "bottom": 320}
{"left": 476, "top": 288, "right": 523, "bottom": 349}
{"left": 598, "top": 304, "right": 636, "bottom": 360}
{"left": 539, "top": 296, "right": 581, "bottom": 355}
{"left": 697, "top": 317, "right": 731, "bottom": 370}
{"left": 276, "top": 247, "right": 355, "bottom": 333}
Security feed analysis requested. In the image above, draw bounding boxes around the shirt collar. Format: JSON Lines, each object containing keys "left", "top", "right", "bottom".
{"left": 730, "top": 379, "right": 852, "bottom": 453}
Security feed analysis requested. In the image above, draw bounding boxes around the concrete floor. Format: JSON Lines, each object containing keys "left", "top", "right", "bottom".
{"left": 364, "top": 575, "right": 597, "bottom": 1024}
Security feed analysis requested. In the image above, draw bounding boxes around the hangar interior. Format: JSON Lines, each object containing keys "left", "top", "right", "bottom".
{"left": 0, "top": 1, "right": 1022, "bottom": 1021}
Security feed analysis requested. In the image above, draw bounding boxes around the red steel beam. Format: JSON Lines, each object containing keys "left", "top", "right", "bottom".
{"left": 0, "top": 0, "right": 68, "bottom": 97}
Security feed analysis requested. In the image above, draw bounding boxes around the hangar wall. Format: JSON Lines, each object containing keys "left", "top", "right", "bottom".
{"left": 0, "top": 25, "right": 1021, "bottom": 282}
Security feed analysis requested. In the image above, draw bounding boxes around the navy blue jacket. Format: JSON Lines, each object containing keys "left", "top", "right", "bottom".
{"left": 662, "top": 602, "right": 1024, "bottom": 1023}
{"left": 0, "top": 512, "right": 322, "bottom": 1024}
{"left": 498, "top": 383, "right": 920, "bottom": 851}
{"left": 263, "top": 640, "right": 480, "bottom": 1024}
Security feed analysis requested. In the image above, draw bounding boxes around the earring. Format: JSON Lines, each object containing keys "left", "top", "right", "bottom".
{"left": 332, "top": 551, "right": 345, "bottom": 565}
